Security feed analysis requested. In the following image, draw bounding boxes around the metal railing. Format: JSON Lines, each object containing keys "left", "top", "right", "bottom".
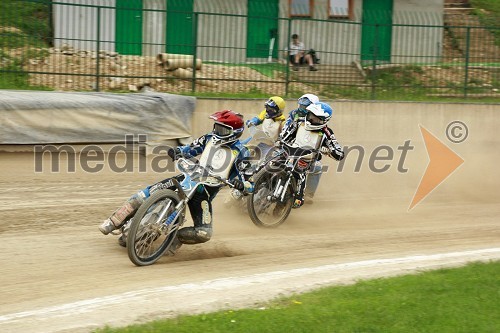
{"left": 0, "top": 0, "right": 498, "bottom": 101}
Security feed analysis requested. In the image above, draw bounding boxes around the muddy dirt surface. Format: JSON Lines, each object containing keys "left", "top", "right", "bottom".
{"left": 0, "top": 149, "right": 499, "bottom": 332}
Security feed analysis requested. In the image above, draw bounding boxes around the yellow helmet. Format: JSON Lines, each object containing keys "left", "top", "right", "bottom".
{"left": 265, "top": 96, "right": 286, "bottom": 118}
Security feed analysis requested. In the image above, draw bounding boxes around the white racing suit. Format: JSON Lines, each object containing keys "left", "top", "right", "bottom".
{"left": 246, "top": 110, "right": 285, "bottom": 159}
{"left": 279, "top": 121, "right": 344, "bottom": 205}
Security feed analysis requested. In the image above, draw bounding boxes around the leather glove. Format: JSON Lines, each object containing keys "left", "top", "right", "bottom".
{"left": 320, "top": 146, "right": 330, "bottom": 154}
{"left": 167, "top": 147, "right": 181, "bottom": 161}
{"left": 232, "top": 179, "right": 244, "bottom": 191}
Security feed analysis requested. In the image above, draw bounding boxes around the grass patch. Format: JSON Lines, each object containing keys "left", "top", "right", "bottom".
{"left": 369, "top": 65, "right": 425, "bottom": 87}
{"left": 0, "top": 32, "right": 28, "bottom": 49}
{"left": 0, "top": 46, "right": 51, "bottom": 90}
{"left": 206, "top": 62, "right": 287, "bottom": 79}
{"left": 181, "top": 90, "right": 270, "bottom": 99}
{"left": 94, "top": 260, "right": 500, "bottom": 333}
{"left": 0, "top": 0, "right": 52, "bottom": 42}
{"left": 247, "top": 63, "right": 287, "bottom": 78}
{"left": 0, "top": 69, "right": 51, "bottom": 90}
{"left": 0, "top": 0, "right": 52, "bottom": 89}
{"left": 470, "top": 0, "right": 500, "bottom": 46}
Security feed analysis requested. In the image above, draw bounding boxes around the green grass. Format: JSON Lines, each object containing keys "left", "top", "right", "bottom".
{"left": 0, "top": 68, "right": 51, "bottom": 90}
{"left": 0, "top": 0, "right": 52, "bottom": 41}
{"left": 0, "top": 0, "right": 52, "bottom": 89}
{"left": 470, "top": 0, "right": 500, "bottom": 22}
{"left": 181, "top": 90, "right": 271, "bottom": 99}
{"left": 94, "top": 260, "right": 500, "bottom": 333}
{"left": 470, "top": 0, "right": 500, "bottom": 45}
{"left": 206, "top": 62, "right": 287, "bottom": 79}
{"left": 247, "top": 63, "right": 287, "bottom": 78}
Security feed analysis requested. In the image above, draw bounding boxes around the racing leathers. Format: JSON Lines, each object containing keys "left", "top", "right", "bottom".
{"left": 100, "top": 133, "right": 250, "bottom": 246}
{"left": 246, "top": 109, "right": 286, "bottom": 161}
{"left": 281, "top": 107, "right": 307, "bottom": 134}
{"left": 247, "top": 109, "right": 286, "bottom": 142}
{"left": 279, "top": 120, "right": 344, "bottom": 207}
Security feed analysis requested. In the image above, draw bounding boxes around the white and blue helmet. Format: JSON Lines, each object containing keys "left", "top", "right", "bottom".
{"left": 305, "top": 102, "right": 332, "bottom": 130}
{"left": 297, "top": 93, "right": 319, "bottom": 110}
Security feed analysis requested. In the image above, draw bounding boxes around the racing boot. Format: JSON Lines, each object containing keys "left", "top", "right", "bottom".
{"left": 99, "top": 192, "right": 146, "bottom": 235}
{"left": 177, "top": 200, "right": 213, "bottom": 244}
{"left": 99, "top": 218, "right": 117, "bottom": 235}
{"left": 223, "top": 188, "right": 242, "bottom": 208}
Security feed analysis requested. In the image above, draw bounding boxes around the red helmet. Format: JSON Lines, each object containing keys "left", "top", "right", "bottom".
{"left": 209, "top": 110, "right": 244, "bottom": 145}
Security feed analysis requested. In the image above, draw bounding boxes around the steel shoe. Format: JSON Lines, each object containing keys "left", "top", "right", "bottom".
{"left": 167, "top": 236, "right": 182, "bottom": 256}
{"left": 98, "top": 218, "right": 116, "bottom": 235}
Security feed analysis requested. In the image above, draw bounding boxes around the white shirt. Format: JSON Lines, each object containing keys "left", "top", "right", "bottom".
{"left": 289, "top": 41, "right": 305, "bottom": 56}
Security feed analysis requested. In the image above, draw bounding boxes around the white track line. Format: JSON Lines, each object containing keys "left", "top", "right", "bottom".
{"left": 1, "top": 247, "right": 499, "bottom": 326}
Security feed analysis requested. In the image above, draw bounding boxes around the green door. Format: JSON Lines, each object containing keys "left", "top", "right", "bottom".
{"left": 247, "top": 0, "right": 279, "bottom": 59}
{"left": 361, "top": 0, "right": 393, "bottom": 63}
{"left": 166, "top": 0, "right": 194, "bottom": 55}
{"left": 116, "top": 0, "right": 143, "bottom": 55}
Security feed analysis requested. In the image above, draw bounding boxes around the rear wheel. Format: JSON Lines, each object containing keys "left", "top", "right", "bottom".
{"left": 127, "top": 189, "right": 184, "bottom": 266}
{"left": 247, "top": 166, "right": 294, "bottom": 228}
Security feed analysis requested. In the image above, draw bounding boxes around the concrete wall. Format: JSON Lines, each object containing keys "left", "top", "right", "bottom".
{"left": 193, "top": 98, "right": 497, "bottom": 142}
{"left": 193, "top": 98, "right": 500, "bottom": 209}
{"left": 2, "top": 96, "right": 498, "bottom": 210}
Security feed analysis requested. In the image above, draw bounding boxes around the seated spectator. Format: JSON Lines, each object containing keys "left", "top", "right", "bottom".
{"left": 287, "top": 34, "right": 317, "bottom": 71}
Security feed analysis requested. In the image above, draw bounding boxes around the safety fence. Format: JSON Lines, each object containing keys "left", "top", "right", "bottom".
{"left": 0, "top": 0, "right": 499, "bottom": 100}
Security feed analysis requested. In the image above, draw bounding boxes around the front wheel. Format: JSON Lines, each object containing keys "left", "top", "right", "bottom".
{"left": 247, "top": 166, "right": 294, "bottom": 228}
{"left": 127, "top": 189, "right": 184, "bottom": 266}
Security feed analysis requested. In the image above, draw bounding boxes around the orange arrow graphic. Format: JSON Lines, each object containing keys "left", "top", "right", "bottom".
{"left": 409, "top": 125, "right": 464, "bottom": 210}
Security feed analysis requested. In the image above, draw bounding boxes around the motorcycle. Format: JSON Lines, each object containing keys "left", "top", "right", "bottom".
{"left": 126, "top": 158, "right": 242, "bottom": 266}
{"left": 246, "top": 142, "right": 319, "bottom": 228}
{"left": 114, "top": 132, "right": 261, "bottom": 249}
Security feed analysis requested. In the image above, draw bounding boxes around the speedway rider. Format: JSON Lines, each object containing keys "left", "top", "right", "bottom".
{"left": 282, "top": 93, "right": 322, "bottom": 202}
{"left": 282, "top": 93, "right": 319, "bottom": 132}
{"left": 246, "top": 96, "right": 286, "bottom": 142}
{"left": 99, "top": 110, "right": 249, "bottom": 248}
{"left": 279, "top": 101, "right": 344, "bottom": 208}
{"left": 224, "top": 96, "right": 286, "bottom": 203}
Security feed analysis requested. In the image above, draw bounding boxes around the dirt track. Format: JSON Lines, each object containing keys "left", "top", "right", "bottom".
{"left": 0, "top": 102, "right": 499, "bottom": 332}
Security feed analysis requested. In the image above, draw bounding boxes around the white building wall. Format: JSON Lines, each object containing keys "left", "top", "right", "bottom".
{"left": 53, "top": 0, "right": 115, "bottom": 52}
{"left": 392, "top": 0, "right": 444, "bottom": 63}
{"left": 194, "top": 0, "right": 248, "bottom": 63}
{"left": 52, "top": 0, "right": 444, "bottom": 63}
{"left": 143, "top": 0, "right": 166, "bottom": 56}
{"left": 279, "top": 0, "right": 362, "bottom": 65}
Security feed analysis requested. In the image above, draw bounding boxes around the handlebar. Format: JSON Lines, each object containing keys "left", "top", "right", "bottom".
{"left": 212, "top": 175, "right": 253, "bottom": 194}
{"left": 277, "top": 142, "right": 319, "bottom": 158}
